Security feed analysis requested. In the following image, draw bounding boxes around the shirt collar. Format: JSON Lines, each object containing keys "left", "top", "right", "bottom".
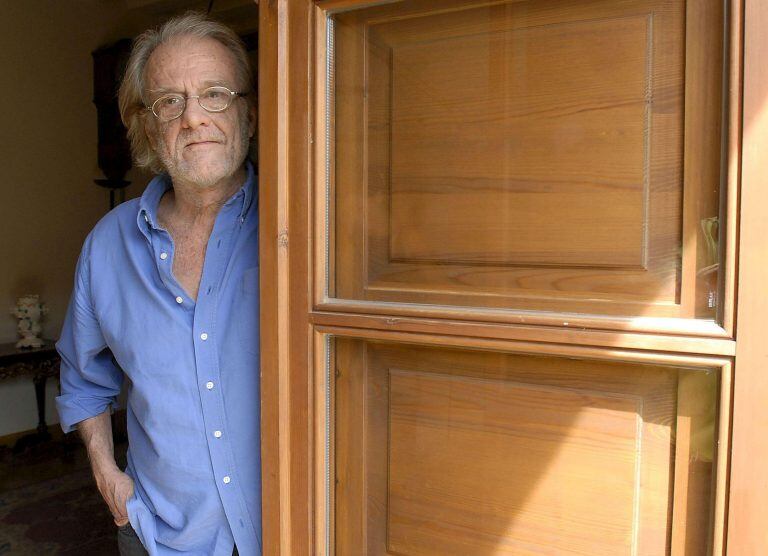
{"left": 225, "top": 158, "right": 257, "bottom": 221}
{"left": 136, "top": 160, "right": 257, "bottom": 235}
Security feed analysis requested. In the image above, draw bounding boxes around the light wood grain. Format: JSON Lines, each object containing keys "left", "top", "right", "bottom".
{"left": 284, "top": 0, "right": 314, "bottom": 550}
{"left": 327, "top": 0, "right": 731, "bottom": 319}
{"left": 332, "top": 338, "right": 366, "bottom": 553}
{"left": 315, "top": 298, "right": 732, "bottom": 338}
{"left": 262, "top": 1, "right": 742, "bottom": 555}
{"left": 315, "top": 0, "right": 404, "bottom": 12}
{"left": 386, "top": 15, "right": 651, "bottom": 268}
{"left": 712, "top": 361, "right": 732, "bottom": 556}
{"left": 387, "top": 370, "right": 644, "bottom": 555}
{"left": 258, "top": 0, "right": 281, "bottom": 552}
{"left": 726, "top": 0, "right": 768, "bottom": 551}
{"left": 314, "top": 7, "right": 332, "bottom": 303}
{"left": 721, "top": 0, "right": 743, "bottom": 336}
{"left": 313, "top": 331, "right": 334, "bottom": 554}
{"left": 260, "top": 0, "right": 314, "bottom": 554}
{"left": 671, "top": 370, "right": 718, "bottom": 555}
{"left": 308, "top": 0, "right": 741, "bottom": 337}
{"left": 309, "top": 310, "right": 737, "bottom": 356}
{"left": 330, "top": 339, "right": 726, "bottom": 555}
{"left": 315, "top": 325, "right": 733, "bottom": 369}
{"left": 681, "top": 0, "right": 725, "bottom": 319}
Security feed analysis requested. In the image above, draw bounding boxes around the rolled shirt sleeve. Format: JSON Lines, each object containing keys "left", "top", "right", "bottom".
{"left": 56, "top": 237, "right": 123, "bottom": 433}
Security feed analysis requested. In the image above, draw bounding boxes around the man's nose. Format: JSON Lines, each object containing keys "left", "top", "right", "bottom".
{"left": 180, "top": 97, "right": 211, "bottom": 128}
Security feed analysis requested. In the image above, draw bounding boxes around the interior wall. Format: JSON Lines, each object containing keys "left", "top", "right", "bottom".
{"left": 0, "top": 0, "right": 258, "bottom": 438}
{"left": 0, "top": 0, "right": 258, "bottom": 439}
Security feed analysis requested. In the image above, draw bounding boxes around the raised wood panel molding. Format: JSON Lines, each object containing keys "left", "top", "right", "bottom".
{"left": 384, "top": 15, "right": 653, "bottom": 269}
{"left": 327, "top": 0, "right": 726, "bottom": 320}
{"left": 328, "top": 339, "right": 727, "bottom": 555}
{"left": 388, "top": 370, "right": 646, "bottom": 555}
{"left": 310, "top": 310, "right": 737, "bottom": 355}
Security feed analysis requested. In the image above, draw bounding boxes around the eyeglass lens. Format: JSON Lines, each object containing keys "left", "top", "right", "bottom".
{"left": 152, "top": 87, "right": 235, "bottom": 121}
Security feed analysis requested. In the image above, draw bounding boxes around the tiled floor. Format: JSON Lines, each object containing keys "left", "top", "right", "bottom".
{"left": 0, "top": 436, "right": 128, "bottom": 555}
{"left": 0, "top": 437, "right": 90, "bottom": 492}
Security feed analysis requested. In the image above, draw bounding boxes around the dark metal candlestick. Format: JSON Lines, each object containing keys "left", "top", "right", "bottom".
{"left": 92, "top": 39, "right": 132, "bottom": 209}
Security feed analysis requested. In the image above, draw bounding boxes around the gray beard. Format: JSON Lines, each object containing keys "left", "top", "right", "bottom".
{"left": 156, "top": 114, "right": 251, "bottom": 188}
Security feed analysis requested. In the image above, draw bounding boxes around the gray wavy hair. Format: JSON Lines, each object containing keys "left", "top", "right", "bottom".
{"left": 118, "top": 12, "right": 254, "bottom": 173}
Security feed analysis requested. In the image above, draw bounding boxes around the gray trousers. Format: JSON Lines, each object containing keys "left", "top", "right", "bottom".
{"left": 118, "top": 524, "right": 240, "bottom": 556}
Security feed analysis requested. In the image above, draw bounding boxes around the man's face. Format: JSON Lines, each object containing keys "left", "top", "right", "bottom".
{"left": 143, "top": 35, "right": 255, "bottom": 188}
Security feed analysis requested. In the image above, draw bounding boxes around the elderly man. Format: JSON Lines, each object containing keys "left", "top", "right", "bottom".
{"left": 56, "top": 12, "right": 260, "bottom": 556}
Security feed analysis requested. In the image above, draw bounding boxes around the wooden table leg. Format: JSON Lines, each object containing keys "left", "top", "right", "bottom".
{"left": 32, "top": 373, "right": 51, "bottom": 440}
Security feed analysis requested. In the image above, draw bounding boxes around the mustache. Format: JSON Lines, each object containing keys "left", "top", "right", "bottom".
{"left": 177, "top": 132, "right": 225, "bottom": 147}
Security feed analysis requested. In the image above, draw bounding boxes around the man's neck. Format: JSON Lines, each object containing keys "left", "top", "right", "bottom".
{"left": 154, "top": 164, "right": 248, "bottom": 300}
{"left": 161, "top": 165, "right": 247, "bottom": 222}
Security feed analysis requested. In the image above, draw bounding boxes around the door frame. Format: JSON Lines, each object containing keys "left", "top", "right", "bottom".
{"left": 726, "top": 0, "right": 768, "bottom": 552}
{"left": 257, "top": 0, "right": 768, "bottom": 553}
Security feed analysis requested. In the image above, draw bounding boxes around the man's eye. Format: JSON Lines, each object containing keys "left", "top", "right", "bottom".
{"left": 204, "top": 90, "right": 223, "bottom": 100}
{"left": 160, "top": 96, "right": 181, "bottom": 106}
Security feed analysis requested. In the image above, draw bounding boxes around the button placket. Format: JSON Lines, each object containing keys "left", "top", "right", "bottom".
{"left": 187, "top": 199, "right": 253, "bottom": 545}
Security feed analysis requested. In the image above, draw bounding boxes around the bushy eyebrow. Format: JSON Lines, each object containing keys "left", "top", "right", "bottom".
{"left": 147, "top": 80, "right": 234, "bottom": 95}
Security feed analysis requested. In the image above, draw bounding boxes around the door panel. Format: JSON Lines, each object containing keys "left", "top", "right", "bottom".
{"left": 329, "top": 0, "right": 723, "bottom": 320}
{"left": 332, "top": 339, "right": 722, "bottom": 555}
{"left": 259, "top": 0, "right": 768, "bottom": 556}
{"left": 385, "top": 14, "right": 653, "bottom": 269}
{"left": 257, "top": 0, "right": 739, "bottom": 553}
{"left": 317, "top": 0, "right": 730, "bottom": 554}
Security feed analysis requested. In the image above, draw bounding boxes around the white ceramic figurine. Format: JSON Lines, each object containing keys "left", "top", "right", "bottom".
{"left": 10, "top": 294, "right": 48, "bottom": 349}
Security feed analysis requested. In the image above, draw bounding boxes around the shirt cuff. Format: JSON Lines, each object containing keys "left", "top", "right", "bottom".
{"left": 55, "top": 394, "right": 115, "bottom": 433}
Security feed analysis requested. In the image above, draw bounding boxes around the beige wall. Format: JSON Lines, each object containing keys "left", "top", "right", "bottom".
{"left": 0, "top": 0, "right": 258, "bottom": 438}
{"left": 0, "top": 2, "right": 156, "bottom": 437}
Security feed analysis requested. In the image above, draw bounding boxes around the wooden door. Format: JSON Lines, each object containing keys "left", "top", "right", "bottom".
{"left": 258, "top": 0, "right": 767, "bottom": 553}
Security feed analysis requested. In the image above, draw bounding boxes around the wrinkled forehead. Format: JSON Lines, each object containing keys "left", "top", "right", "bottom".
{"left": 144, "top": 35, "right": 241, "bottom": 93}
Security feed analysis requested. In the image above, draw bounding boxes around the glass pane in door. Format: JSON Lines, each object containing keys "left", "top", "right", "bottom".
{"left": 327, "top": 0, "right": 725, "bottom": 320}
{"left": 330, "top": 337, "right": 722, "bottom": 555}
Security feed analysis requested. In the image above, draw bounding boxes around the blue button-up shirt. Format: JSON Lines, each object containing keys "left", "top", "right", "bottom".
{"left": 56, "top": 163, "right": 261, "bottom": 556}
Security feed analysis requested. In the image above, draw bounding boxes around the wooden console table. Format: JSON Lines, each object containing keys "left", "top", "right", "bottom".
{"left": 0, "top": 341, "right": 60, "bottom": 446}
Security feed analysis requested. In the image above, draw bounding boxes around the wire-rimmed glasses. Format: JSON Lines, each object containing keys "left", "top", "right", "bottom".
{"left": 146, "top": 86, "right": 247, "bottom": 122}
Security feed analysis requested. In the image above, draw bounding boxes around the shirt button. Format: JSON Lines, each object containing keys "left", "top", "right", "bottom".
{"left": 175, "top": 296, "right": 183, "bottom": 304}
{"left": 206, "top": 381, "right": 214, "bottom": 390}
{"left": 200, "top": 333, "right": 208, "bottom": 341}
{"left": 160, "top": 252, "right": 168, "bottom": 260}
{"left": 214, "top": 430, "right": 222, "bottom": 438}
{"left": 223, "top": 476, "right": 231, "bottom": 484}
